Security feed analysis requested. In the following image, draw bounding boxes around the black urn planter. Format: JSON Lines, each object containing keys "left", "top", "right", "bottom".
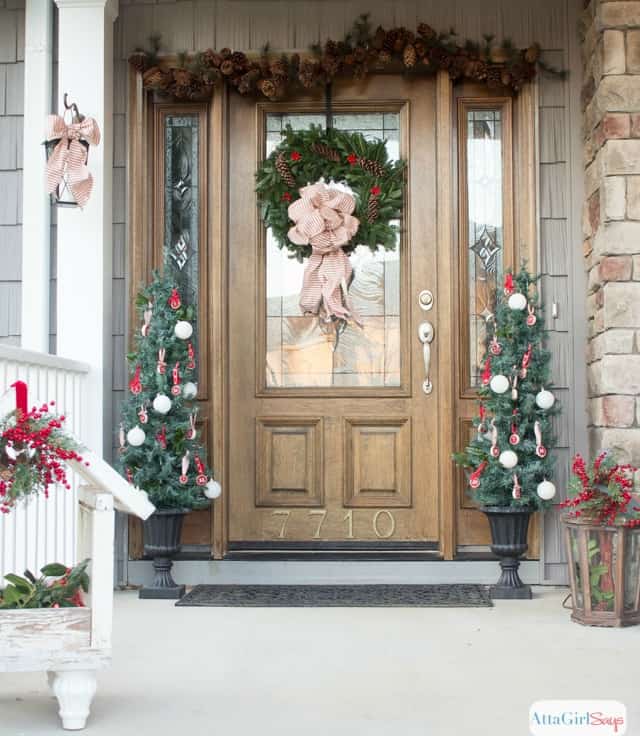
{"left": 482, "top": 506, "right": 533, "bottom": 600}
{"left": 139, "top": 509, "right": 188, "bottom": 600}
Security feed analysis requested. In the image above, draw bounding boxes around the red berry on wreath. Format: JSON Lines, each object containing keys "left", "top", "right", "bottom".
{"left": 370, "top": 185, "right": 381, "bottom": 196}
{"left": 347, "top": 153, "right": 358, "bottom": 165}
{"left": 290, "top": 151, "right": 301, "bottom": 161}
{"left": 281, "top": 192, "right": 292, "bottom": 202}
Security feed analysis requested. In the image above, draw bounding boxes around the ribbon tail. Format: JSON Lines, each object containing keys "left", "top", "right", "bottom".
{"left": 45, "top": 141, "right": 68, "bottom": 195}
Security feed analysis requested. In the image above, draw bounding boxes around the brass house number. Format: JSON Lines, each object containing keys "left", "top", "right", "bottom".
{"left": 269, "top": 509, "right": 396, "bottom": 539}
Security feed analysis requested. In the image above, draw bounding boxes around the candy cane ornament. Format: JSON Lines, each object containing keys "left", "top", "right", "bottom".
{"left": 141, "top": 302, "right": 153, "bottom": 337}
{"left": 156, "top": 424, "right": 167, "bottom": 450}
{"left": 534, "top": 420, "right": 547, "bottom": 458}
{"left": 481, "top": 357, "right": 492, "bottom": 387}
{"left": 489, "top": 335, "right": 502, "bottom": 356}
{"left": 119, "top": 423, "right": 126, "bottom": 453}
{"left": 194, "top": 455, "right": 208, "bottom": 486}
{"left": 138, "top": 404, "right": 148, "bottom": 424}
{"left": 520, "top": 343, "right": 532, "bottom": 379}
{"left": 469, "top": 461, "right": 487, "bottom": 489}
{"left": 512, "top": 474, "right": 522, "bottom": 499}
{"left": 526, "top": 303, "right": 537, "bottom": 326}
{"left": 509, "top": 411, "right": 520, "bottom": 445}
{"left": 179, "top": 450, "right": 190, "bottom": 485}
{"left": 129, "top": 364, "right": 142, "bottom": 395}
{"left": 489, "top": 418, "right": 500, "bottom": 458}
{"left": 171, "top": 362, "right": 182, "bottom": 396}
{"left": 511, "top": 369, "right": 519, "bottom": 401}
{"left": 187, "top": 342, "right": 196, "bottom": 370}
{"left": 187, "top": 413, "right": 197, "bottom": 440}
{"left": 157, "top": 348, "right": 167, "bottom": 375}
{"left": 477, "top": 403, "right": 487, "bottom": 436}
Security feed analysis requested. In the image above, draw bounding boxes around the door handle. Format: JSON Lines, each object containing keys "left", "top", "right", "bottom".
{"left": 418, "top": 321, "right": 434, "bottom": 395}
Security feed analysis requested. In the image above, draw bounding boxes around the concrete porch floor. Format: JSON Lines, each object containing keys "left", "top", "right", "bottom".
{"left": 2, "top": 587, "right": 639, "bottom": 735}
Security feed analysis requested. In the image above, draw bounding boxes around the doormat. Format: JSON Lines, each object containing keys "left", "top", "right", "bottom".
{"left": 176, "top": 584, "right": 492, "bottom": 608}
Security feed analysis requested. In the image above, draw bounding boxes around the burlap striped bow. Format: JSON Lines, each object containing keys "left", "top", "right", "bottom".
{"left": 288, "top": 182, "right": 362, "bottom": 325}
{"left": 45, "top": 114, "right": 101, "bottom": 208}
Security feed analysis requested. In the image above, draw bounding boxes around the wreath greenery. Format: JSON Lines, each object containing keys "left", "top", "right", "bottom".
{"left": 255, "top": 126, "right": 406, "bottom": 261}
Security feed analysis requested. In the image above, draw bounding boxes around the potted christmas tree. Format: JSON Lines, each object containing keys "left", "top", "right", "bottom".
{"left": 119, "top": 266, "right": 220, "bottom": 599}
{"left": 454, "top": 267, "right": 559, "bottom": 599}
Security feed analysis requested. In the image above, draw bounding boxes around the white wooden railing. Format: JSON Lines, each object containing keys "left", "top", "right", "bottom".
{"left": 0, "top": 345, "right": 89, "bottom": 579}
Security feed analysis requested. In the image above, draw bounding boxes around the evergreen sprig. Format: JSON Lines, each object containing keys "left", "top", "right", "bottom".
{"left": 453, "top": 266, "right": 559, "bottom": 510}
{"left": 255, "top": 125, "right": 405, "bottom": 262}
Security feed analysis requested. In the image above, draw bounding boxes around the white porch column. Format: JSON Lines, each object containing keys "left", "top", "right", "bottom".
{"left": 54, "top": 0, "right": 118, "bottom": 456}
{"left": 21, "top": 0, "right": 53, "bottom": 353}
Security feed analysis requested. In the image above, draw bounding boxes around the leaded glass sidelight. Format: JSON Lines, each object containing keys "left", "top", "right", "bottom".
{"left": 462, "top": 106, "right": 509, "bottom": 389}
{"left": 163, "top": 114, "right": 200, "bottom": 376}
{"left": 164, "top": 114, "right": 200, "bottom": 303}
{"left": 265, "top": 112, "right": 401, "bottom": 389}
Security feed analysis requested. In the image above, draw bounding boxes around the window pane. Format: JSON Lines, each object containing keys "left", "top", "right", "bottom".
{"left": 164, "top": 114, "right": 200, "bottom": 375}
{"left": 265, "top": 112, "right": 401, "bottom": 388}
{"left": 466, "top": 108, "right": 504, "bottom": 388}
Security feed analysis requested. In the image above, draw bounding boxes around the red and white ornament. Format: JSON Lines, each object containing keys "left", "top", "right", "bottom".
{"left": 489, "top": 418, "right": 500, "bottom": 458}
{"left": 141, "top": 302, "right": 152, "bottom": 336}
{"left": 509, "top": 412, "right": 520, "bottom": 446}
{"left": 179, "top": 450, "right": 190, "bottom": 485}
{"left": 520, "top": 343, "right": 532, "bottom": 379}
{"left": 526, "top": 303, "right": 537, "bottom": 326}
{"left": 481, "top": 357, "right": 492, "bottom": 387}
{"left": 187, "top": 342, "right": 195, "bottom": 370}
{"left": 489, "top": 335, "right": 502, "bottom": 356}
{"left": 171, "top": 362, "right": 181, "bottom": 396}
{"left": 168, "top": 288, "right": 181, "bottom": 310}
{"left": 534, "top": 420, "right": 547, "bottom": 458}
{"left": 157, "top": 348, "right": 167, "bottom": 375}
{"left": 512, "top": 474, "right": 522, "bottom": 500}
{"left": 129, "top": 364, "right": 142, "bottom": 395}
{"left": 469, "top": 461, "right": 487, "bottom": 489}
{"left": 138, "top": 404, "right": 148, "bottom": 424}
{"left": 194, "top": 455, "right": 207, "bottom": 486}
{"left": 503, "top": 273, "right": 514, "bottom": 296}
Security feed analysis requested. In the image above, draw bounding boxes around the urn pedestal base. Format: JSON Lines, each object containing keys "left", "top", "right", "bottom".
{"left": 482, "top": 506, "right": 533, "bottom": 601}
{"left": 140, "top": 509, "right": 187, "bottom": 600}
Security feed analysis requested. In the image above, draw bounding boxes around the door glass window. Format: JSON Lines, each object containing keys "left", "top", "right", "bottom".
{"left": 265, "top": 112, "right": 401, "bottom": 388}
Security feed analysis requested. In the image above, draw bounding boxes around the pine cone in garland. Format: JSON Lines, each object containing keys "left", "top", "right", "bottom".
{"left": 486, "top": 65, "right": 503, "bottom": 89}
{"left": 231, "top": 51, "right": 248, "bottom": 68}
{"left": 417, "top": 23, "right": 436, "bottom": 41}
{"left": 311, "top": 143, "right": 340, "bottom": 162}
{"left": 203, "top": 49, "right": 222, "bottom": 68}
{"left": 367, "top": 191, "right": 379, "bottom": 224}
{"left": 258, "top": 78, "right": 278, "bottom": 98}
{"left": 403, "top": 44, "right": 417, "bottom": 68}
{"left": 275, "top": 152, "right": 296, "bottom": 187}
{"left": 359, "top": 157, "right": 385, "bottom": 178}
{"left": 378, "top": 50, "right": 392, "bottom": 65}
{"left": 383, "top": 30, "right": 398, "bottom": 54}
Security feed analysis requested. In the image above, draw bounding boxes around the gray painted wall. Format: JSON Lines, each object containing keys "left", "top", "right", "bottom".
{"left": 0, "top": 0, "right": 587, "bottom": 581}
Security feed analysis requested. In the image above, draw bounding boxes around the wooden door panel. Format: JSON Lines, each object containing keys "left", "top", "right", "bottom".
{"left": 228, "top": 75, "right": 440, "bottom": 550}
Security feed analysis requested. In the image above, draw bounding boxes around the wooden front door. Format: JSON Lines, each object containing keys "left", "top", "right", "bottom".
{"left": 227, "top": 75, "right": 449, "bottom": 553}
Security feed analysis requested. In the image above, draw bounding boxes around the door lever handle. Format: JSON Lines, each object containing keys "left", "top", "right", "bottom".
{"left": 418, "top": 321, "right": 434, "bottom": 395}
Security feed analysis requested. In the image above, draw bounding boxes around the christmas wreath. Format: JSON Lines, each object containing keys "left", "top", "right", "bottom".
{"left": 255, "top": 126, "right": 405, "bottom": 325}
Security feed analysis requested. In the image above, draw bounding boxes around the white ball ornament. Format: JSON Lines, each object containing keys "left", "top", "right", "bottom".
{"left": 174, "top": 320, "right": 193, "bottom": 340}
{"left": 204, "top": 479, "right": 222, "bottom": 500}
{"left": 537, "top": 479, "right": 556, "bottom": 501}
{"left": 507, "top": 292, "right": 527, "bottom": 311}
{"left": 490, "top": 374, "right": 510, "bottom": 394}
{"left": 183, "top": 381, "right": 198, "bottom": 400}
{"left": 535, "top": 389, "right": 555, "bottom": 410}
{"left": 499, "top": 450, "right": 519, "bottom": 469}
{"left": 152, "top": 393, "right": 172, "bottom": 415}
{"left": 126, "top": 426, "right": 146, "bottom": 447}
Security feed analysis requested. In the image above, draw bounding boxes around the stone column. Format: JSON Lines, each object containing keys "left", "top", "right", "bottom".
{"left": 582, "top": 0, "right": 640, "bottom": 463}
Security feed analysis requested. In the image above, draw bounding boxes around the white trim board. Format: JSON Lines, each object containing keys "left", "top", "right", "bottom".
{"left": 127, "top": 560, "right": 548, "bottom": 586}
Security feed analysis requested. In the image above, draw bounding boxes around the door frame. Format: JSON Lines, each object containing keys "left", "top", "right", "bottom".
{"left": 127, "top": 66, "right": 537, "bottom": 561}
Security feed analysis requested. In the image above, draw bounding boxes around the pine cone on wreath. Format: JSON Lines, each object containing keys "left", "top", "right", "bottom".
{"left": 231, "top": 51, "right": 248, "bottom": 69}
{"left": 359, "top": 157, "right": 385, "bottom": 178}
{"left": 219, "top": 48, "right": 232, "bottom": 60}
{"left": 403, "top": 44, "right": 417, "bottom": 68}
{"left": 367, "top": 192, "right": 379, "bottom": 224}
{"left": 311, "top": 143, "right": 340, "bottom": 162}
{"left": 220, "top": 60, "right": 235, "bottom": 76}
{"left": 258, "top": 78, "right": 277, "bottom": 99}
{"left": 275, "top": 152, "right": 296, "bottom": 187}
{"left": 203, "top": 49, "right": 222, "bottom": 68}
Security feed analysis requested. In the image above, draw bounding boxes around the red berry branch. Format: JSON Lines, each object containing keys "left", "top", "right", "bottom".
{"left": 0, "top": 402, "right": 84, "bottom": 514}
{"left": 561, "top": 451, "right": 639, "bottom": 527}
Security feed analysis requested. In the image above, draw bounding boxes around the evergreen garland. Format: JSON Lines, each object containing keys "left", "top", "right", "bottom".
{"left": 255, "top": 125, "right": 405, "bottom": 261}
{"left": 453, "top": 266, "right": 560, "bottom": 510}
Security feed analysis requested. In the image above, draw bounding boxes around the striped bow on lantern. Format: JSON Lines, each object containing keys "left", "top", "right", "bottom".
{"left": 288, "top": 181, "right": 362, "bottom": 325}
{"left": 45, "top": 114, "right": 101, "bottom": 208}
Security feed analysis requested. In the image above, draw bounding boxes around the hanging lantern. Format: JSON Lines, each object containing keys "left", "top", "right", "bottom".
{"left": 43, "top": 94, "right": 100, "bottom": 208}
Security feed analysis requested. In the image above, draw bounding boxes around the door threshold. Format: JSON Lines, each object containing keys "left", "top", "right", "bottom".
{"left": 226, "top": 540, "right": 440, "bottom": 561}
